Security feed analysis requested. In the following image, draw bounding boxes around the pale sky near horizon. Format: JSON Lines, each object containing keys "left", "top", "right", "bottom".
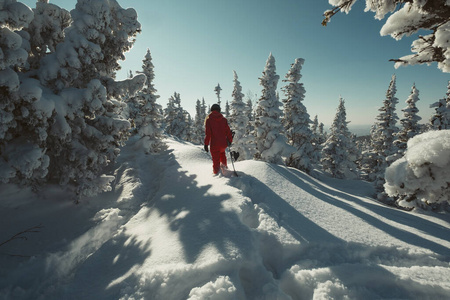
{"left": 22, "top": 0, "right": 449, "bottom": 127}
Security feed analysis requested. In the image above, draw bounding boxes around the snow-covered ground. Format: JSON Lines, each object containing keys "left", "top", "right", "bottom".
{"left": 1, "top": 137, "right": 449, "bottom": 300}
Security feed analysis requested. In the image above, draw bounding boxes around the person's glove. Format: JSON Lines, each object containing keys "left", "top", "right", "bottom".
{"left": 204, "top": 145, "right": 209, "bottom": 153}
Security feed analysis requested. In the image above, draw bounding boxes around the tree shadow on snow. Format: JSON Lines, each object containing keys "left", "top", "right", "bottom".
{"left": 148, "top": 150, "right": 255, "bottom": 264}
{"left": 269, "top": 165, "right": 450, "bottom": 259}
{"left": 228, "top": 170, "right": 344, "bottom": 247}
{"left": 58, "top": 235, "right": 152, "bottom": 300}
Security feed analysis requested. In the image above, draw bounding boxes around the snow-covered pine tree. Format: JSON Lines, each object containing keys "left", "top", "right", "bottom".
{"left": 201, "top": 97, "right": 207, "bottom": 122}
{"left": 134, "top": 49, "right": 166, "bottom": 153}
{"left": 245, "top": 94, "right": 255, "bottom": 135}
{"left": 0, "top": 1, "right": 50, "bottom": 184}
{"left": 392, "top": 83, "right": 421, "bottom": 159}
{"left": 318, "top": 122, "right": 327, "bottom": 144}
{"left": 192, "top": 99, "right": 204, "bottom": 144}
{"left": 214, "top": 83, "right": 222, "bottom": 106}
{"left": 183, "top": 110, "right": 193, "bottom": 142}
{"left": 164, "top": 92, "right": 179, "bottom": 137}
{"left": 361, "top": 75, "right": 399, "bottom": 201}
{"left": 430, "top": 81, "right": 450, "bottom": 130}
{"left": 310, "top": 115, "right": 323, "bottom": 163}
{"left": 311, "top": 115, "right": 319, "bottom": 136}
{"left": 321, "top": 97, "right": 358, "bottom": 179}
{"left": 281, "top": 58, "right": 315, "bottom": 173}
{"left": 164, "top": 92, "right": 188, "bottom": 140}
{"left": 225, "top": 100, "right": 230, "bottom": 118}
{"left": 254, "top": 53, "right": 293, "bottom": 164}
{"left": 124, "top": 69, "right": 140, "bottom": 127}
{"left": 25, "top": 0, "right": 71, "bottom": 69}
{"left": 229, "top": 70, "right": 252, "bottom": 160}
{"left": 34, "top": 0, "right": 142, "bottom": 197}
{"left": 244, "top": 93, "right": 257, "bottom": 158}
{"left": 376, "top": 74, "right": 400, "bottom": 159}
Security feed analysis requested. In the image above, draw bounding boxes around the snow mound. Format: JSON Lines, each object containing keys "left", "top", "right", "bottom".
{"left": 385, "top": 130, "right": 450, "bottom": 208}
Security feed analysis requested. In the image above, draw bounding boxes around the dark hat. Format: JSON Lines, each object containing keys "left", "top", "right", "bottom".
{"left": 211, "top": 104, "right": 221, "bottom": 112}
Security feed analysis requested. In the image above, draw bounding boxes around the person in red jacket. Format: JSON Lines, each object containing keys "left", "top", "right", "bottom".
{"left": 204, "top": 104, "right": 233, "bottom": 175}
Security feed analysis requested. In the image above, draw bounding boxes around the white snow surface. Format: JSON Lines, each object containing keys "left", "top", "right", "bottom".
{"left": 1, "top": 136, "right": 449, "bottom": 300}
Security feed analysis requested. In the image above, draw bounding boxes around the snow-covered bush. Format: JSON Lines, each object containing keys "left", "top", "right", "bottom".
{"left": 385, "top": 130, "right": 450, "bottom": 209}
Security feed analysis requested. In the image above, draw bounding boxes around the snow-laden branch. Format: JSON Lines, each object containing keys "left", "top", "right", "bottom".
{"left": 323, "top": 0, "right": 450, "bottom": 72}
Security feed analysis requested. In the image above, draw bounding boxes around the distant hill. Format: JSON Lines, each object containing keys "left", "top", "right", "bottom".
{"left": 348, "top": 124, "right": 371, "bottom": 137}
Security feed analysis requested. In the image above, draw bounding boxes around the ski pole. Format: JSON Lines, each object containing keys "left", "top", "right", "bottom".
{"left": 228, "top": 147, "right": 238, "bottom": 177}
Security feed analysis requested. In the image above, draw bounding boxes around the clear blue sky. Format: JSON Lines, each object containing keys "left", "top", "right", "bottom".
{"left": 23, "top": 0, "right": 449, "bottom": 127}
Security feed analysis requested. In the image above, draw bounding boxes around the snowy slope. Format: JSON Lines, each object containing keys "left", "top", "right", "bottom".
{"left": 1, "top": 137, "right": 449, "bottom": 300}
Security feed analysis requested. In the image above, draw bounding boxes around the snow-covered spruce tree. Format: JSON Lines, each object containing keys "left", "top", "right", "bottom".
{"left": 244, "top": 93, "right": 257, "bottom": 158}
{"left": 245, "top": 93, "right": 255, "bottom": 134}
{"left": 311, "top": 115, "right": 319, "bottom": 138}
{"left": 224, "top": 100, "right": 230, "bottom": 118}
{"left": 321, "top": 97, "right": 358, "bottom": 179}
{"left": 183, "top": 110, "right": 193, "bottom": 142}
{"left": 254, "top": 53, "right": 293, "bottom": 164}
{"left": 0, "top": 1, "right": 49, "bottom": 184}
{"left": 318, "top": 122, "right": 327, "bottom": 143}
{"left": 164, "top": 92, "right": 188, "bottom": 140}
{"left": 310, "top": 115, "right": 323, "bottom": 162}
{"left": 323, "top": 0, "right": 450, "bottom": 73}
{"left": 229, "top": 70, "right": 252, "bottom": 160}
{"left": 201, "top": 97, "right": 207, "bottom": 121}
{"left": 430, "top": 81, "right": 450, "bottom": 130}
{"left": 385, "top": 130, "right": 450, "bottom": 210}
{"left": 24, "top": 0, "right": 71, "bottom": 69}
{"left": 123, "top": 70, "right": 140, "bottom": 127}
{"left": 361, "top": 75, "right": 399, "bottom": 202}
{"left": 392, "top": 83, "right": 421, "bottom": 160}
{"left": 214, "top": 83, "right": 222, "bottom": 106}
{"left": 282, "top": 58, "right": 315, "bottom": 173}
{"left": 164, "top": 92, "right": 179, "bottom": 136}
{"left": 134, "top": 49, "right": 166, "bottom": 153}
{"left": 35, "top": 0, "right": 142, "bottom": 197}
{"left": 192, "top": 99, "right": 204, "bottom": 144}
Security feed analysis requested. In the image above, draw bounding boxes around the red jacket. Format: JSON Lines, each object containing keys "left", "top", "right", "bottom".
{"left": 204, "top": 111, "right": 233, "bottom": 150}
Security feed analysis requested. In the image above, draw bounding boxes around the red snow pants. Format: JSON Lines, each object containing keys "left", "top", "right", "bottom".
{"left": 211, "top": 147, "right": 227, "bottom": 174}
